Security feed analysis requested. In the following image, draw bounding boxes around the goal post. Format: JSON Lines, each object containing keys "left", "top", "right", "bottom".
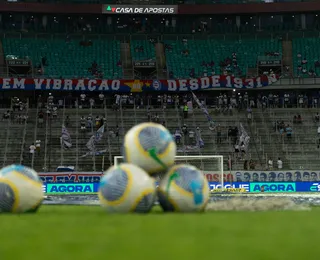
{"left": 113, "top": 155, "right": 224, "bottom": 187}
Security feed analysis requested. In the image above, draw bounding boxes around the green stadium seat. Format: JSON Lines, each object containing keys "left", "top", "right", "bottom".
{"left": 130, "top": 40, "right": 156, "bottom": 61}
{"left": 2, "top": 38, "right": 122, "bottom": 79}
{"left": 292, "top": 38, "right": 320, "bottom": 78}
{"left": 164, "top": 38, "right": 281, "bottom": 78}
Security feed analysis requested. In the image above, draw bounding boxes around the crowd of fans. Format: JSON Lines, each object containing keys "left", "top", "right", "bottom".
{"left": 2, "top": 90, "right": 320, "bottom": 171}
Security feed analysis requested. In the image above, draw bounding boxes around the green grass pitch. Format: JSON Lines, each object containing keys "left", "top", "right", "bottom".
{"left": 0, "top": 205, "right": 319, "bottom": 260}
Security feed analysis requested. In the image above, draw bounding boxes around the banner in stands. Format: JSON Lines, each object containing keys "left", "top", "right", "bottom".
{"left": 42, "top": 182, "right": 320, "bottom": 194}
{"left": 39, "top": 172, "right": 103, "bottom": 183}
{"left": 39, "top": 170, "right": 320, "bottom": 183}
{"left": 0, "top": 75, "right": 277, "bottom": 92}
{"left": 203, "top": 170, "right": 320, "bottom": 182}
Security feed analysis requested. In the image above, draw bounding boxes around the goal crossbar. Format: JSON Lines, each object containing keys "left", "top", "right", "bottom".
{"left": 113, "top": 155, "right": 224, "bottom": 186}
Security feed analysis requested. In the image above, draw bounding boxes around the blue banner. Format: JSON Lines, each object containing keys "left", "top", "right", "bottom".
{"left": 42, "top": 182, "right": 320, "bottom": 194}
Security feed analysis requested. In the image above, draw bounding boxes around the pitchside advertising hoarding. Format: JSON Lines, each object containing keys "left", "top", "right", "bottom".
{"left": 40, "top": 171, "right": 320, "bottom": 194}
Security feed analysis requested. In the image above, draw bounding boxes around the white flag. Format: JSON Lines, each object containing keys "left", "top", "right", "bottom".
{"left": 95, "top": 125, "right": 105, "bottom": 142}
{"left": 86, "top": 125, "right": 105, "bottom": 152}
{"left": 239, "top": 123, "right": 250, "bottom": 151}
{"left": 86, "top": 135, "right": 96, "bottom": 151}
{"left": 61, "top": 125, "right": 72, "bottom": 149}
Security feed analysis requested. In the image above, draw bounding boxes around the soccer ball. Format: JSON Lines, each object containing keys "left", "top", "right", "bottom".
{"left": 98, "top": 163, "right": 156, "bottom": 213}
{"left": 0, "top": 165, "right": 44, "bottom": 213}
{"left": 158, "top": 164, "right": 210, "bottom": 212}
{"left": 122, "top": 122, "right": 176, "bottom": 174}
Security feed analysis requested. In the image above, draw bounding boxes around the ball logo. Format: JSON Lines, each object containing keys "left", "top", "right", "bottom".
{"left": 152, "top": 80, "right": 161, "bottom": 90}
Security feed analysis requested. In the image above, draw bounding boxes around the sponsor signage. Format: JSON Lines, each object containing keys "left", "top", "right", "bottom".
{"left": 250, "top": 182, "right": 296, "bottom": 192}
{"left": 46, "top": 183, "right": 99, "bottom": 194}
{"left": 102, "top": 5, "right": 178, "bottom": 14}
{"left": 41, "top": 181, "right": 320, "bottom": 194}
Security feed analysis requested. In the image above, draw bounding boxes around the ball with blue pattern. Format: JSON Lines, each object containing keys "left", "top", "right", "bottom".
{"left": 158, "top": 164, "right": 209, "bottom": 212}
{"left": 98, "top": 163, "right": 156, "bottom": 213}
{"left": 138, "top": 126, "right": 173, "bottom": 154}
{"left": 0, "top": 164, "right": 43, "bottom": 213}
{"left": 99, "top": 168, "right": 129, "bottom": 203}
{"left": 0, "top": 164, "right": 42, "bottom": 183}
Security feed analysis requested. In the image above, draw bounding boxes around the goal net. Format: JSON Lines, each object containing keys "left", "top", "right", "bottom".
{"left": 113, "top": 155, "right": 224, "bottom": 188}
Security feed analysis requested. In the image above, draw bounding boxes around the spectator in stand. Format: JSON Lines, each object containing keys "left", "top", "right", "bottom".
{"left": 277, "top": 158, "right": 283, "bottom": 169}
{"left": 95, "top": 116, "right": 101, "bottom": 129}
{"left": 268, "top": 158, "right": 273, "bottom": 170}
{"left": 286, "top": 125, "right": 292, "bottom": 139}
{"left": 89, "top": 98, "right": 95, "bottom": 108}
{"left": 315, "top": 112, "right": 320, "bottom": 123}
{"left": 147, "top": 108, "right": 151, "bottom": 122}
{"left": 65, "top": 115, "right": 70, "bottom": 127}
{"left": 249, "top": 160, "right": 255, "bottom": 170}
{"left": 234, "top": 143, "right": 240, "bottom": 159}
{"left": 99, "top": 92, "right": 105, "bottom": 108}
{"left": 52, "top": 106, "right": 58, "bottom": 120}
{"left": 29, "top": 143, "right": 36, "bottom": 159}
{"left": 115, "top": 125, "right": 120, "bottom": 140}
{"left": 243, "top": 160, "right": 248, "bottom": 170}
{"left": 36, "top": 140, "right": 41, "bottom": 155}
{"left": 216, "top": 124, "right": 222, "bottom": 144}
{"left": 80, "top": 93, "right": 86, "bottom": 108}
{"left": 297, "top": 114, "right": 302, "bottom": 124}
{"left": 80, "top": 116, "right": 86, "bottom": 131}
{"left": 2, "top": 110, "right": 10, "bottom": 121}
{"left": 188, "top": 129, "right": 195, "bottom": 145}
{"left": 22, "top": 114, "right": 28, "bottom": 124}
{"left": 247, "top": 107, "right": 252, "bottom": 123}
{"left": 183, "top": 104, "right": 188, "bottom": 118}
{"left": 38, "top": 111, "right": 44, "bottom": 127}
{"left": 240, "top": 142, "right": 246, "bottom": 159}
{"left": 17, "top": 114, "right": 22, "bottom": 124}
{"left": 182, "top": 124, "right": 188, "bottom": 144}
{"left": 174, "top": 129, "right": 182, "bottom": 145}
{"left": 153, "top": 113, "right": 160, "bottom": 123}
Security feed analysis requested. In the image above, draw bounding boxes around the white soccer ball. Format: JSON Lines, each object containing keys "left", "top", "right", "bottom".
{"left": 98, "top": 163, "right": 156, "bottom": 213}
{"left": 0, "top": 165, "right": 44, "bottom": 213}
{"left": 122, "top": 122, "right": 176, "bottom": 174}
{"left": 158, "top": 164, "right": 210, "bottom": 212}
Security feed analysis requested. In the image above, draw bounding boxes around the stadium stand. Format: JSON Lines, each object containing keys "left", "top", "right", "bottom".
{"left": 2, "top": 38, "right": 122, "bottom": 79}
{"left": 164, "top": 38, "right": 282, "bottom": 78}
{"left": 0, "top": 92, "right": 318, "bottom": 172}
{"left": 292, "top": 37, "right": 320, "bottom": 78}
{"left": 130, "top": 40, "right": 156, "bottom": 61}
